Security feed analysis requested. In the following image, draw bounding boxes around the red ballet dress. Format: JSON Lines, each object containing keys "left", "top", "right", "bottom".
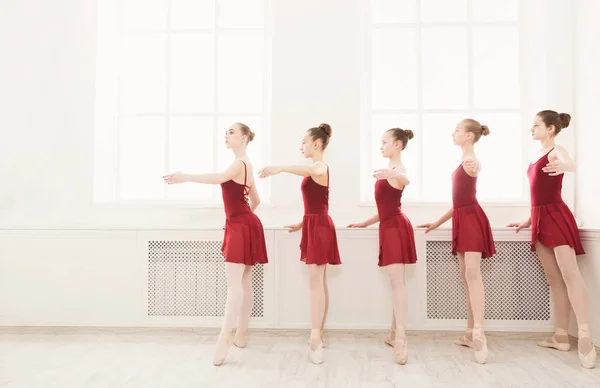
{"left": 220, "top": 160, "right": 269, "bottom": 265}
{"left": 527, "top": 149, "right": 584, "bottom": 254}
{"left": 374, "top": 179, "right": 417, "bottom": 266}
{"left": 299, "top": 168, "right": 342, "bottom": 265}
{"left": 451, "top": 164, "right": 496, "bottom": 258}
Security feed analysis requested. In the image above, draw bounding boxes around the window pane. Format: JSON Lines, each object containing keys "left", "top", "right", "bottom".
{"left": 474, "top": 113, "right": 523, "bottom": 200}
{"left": 371, "top": 0, "right": 417, "bottom": 23}
{"left": 170, "top": 33, "right": 214, "bottom": 113}
{"left": 122, "top": 0, "right": 168, "bottom": 32}
{"left": 421, "top": 0, "right": 467, "bottom": 22}
{"left": 171, "top": 0, "right": 214, "bottom": 29}
{"left": 370, "top": 114, "right": 420, "bottom": 200}
{"left": 119, "top": 117, "right": 165, "bottom": 199}
{"left": 94, "top": 108, "right": 117, "bottom": 202}
{"left": 218, "top": 0, "right": 264, "bottom": 28}
{"left": 216, "top": 117, "right": 270, "bottom": 203}
{"left": 218, "top": 33, "right": 264, "bottom": 113}
{"left": 472, "top": 27, "right": 520, "bottom": 109}
{"left": 421, "top": 113, "right": 465, "bottom": 201}
{"left": 167, "top": 117, "right": 215, "bottom": 201}
{"left": 472, "top": 0, "right": 518, "bottom": 22}
{"left": 421, "top": 27, "right": 468, "bottom": 109}
{"left": 95, "top": 0, "right": 118, "bottom": 202}
{"left": 371, "top": 28, "right": 418, "bottom": 110}
{"left": 120, "top": 35, "right": 167, "bottom": 113}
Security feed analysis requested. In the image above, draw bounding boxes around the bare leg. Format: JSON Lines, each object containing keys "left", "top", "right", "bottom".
{"left": 310, "top": 266, "right": 329, "bottom": 347}
{"left": 308, "top": 264, "right": 326, "bottom": 364}
{"left": 387, "top": 264, "right": 408, "bottom": 364}
{"left": 464, "top": 252, "right": 487, "bottom": 364}
{"left": 455, "top": 253, "right": 474, "bottom": 347}
{"left": 234, "top": 265, "right": 253, "bottom": 348}
{"left": 554, "top": 245, "right": 596, "bottom": 368}
{"left": 321, "top": 265, "right": 329, "bottom": 346}
{"left": 535, "top": 242, "right": 571, "bottom": 351}
{"left": 385, "top": 313, "right": 396, "bottom": 347}
{"left": 213, "top": 263, "right": 246, "bottom": 366}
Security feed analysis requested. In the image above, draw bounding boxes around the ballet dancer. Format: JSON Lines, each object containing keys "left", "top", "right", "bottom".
{"left": 417, "top": 119, "right": 495, "bottom": 364}
{"left": 508, "top": 111, "right": 596, "bottom": 368}
{"left": 163, "top": 123, "right": 268, "bottom": 366}
{"left": 258, "top": 123, "right": 341, "bottom": 364}
{"left": 348, "top": 127, "right": 418, "bottom": 365}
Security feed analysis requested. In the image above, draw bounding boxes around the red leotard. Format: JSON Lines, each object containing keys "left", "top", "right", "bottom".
{"left": 220, "top": 160, "right": 269, "bottom": 265}
{"left": 451, "top": 164, "right": 496, "bottom": 258}
{"left": 527, "top": 149, "right": 584, "bottom": 254}
{"left": 299, "top": 168, "right": 342, "bottom": 265}
{"left": 374, "top": 179, "right": 417, "bottom": 266}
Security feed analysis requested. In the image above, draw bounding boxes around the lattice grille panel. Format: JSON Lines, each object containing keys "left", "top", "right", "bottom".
{"left": 148, "top": 240, "right": 265, "bottom": 317}
{"left": 426, "top": 240, "right": 550, "bottom": 321}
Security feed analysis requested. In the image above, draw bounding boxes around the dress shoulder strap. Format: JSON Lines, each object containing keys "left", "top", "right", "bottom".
{"left": 239, "top": 159, "right": 248, "bottom": 187}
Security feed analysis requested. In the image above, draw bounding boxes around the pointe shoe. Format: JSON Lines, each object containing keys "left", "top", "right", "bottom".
{"left": 307, "top": 331, "right": 326, "bottom": 348}
{"left": 454, "top": 333, "right": 473, "bottom": 348}
{"left": 309, "top": 342, "right": 324, "bottom": 364}
{"left": 536, "top": 336, "right": 571, "bottom": 351}
{"left": 578, "top": 339, "right": 597, "bottom": 369}
{"left": 233, "top": 333, "right": 247, "bottom": 348}
{"left": 384, "top": 331, "right": 396, "bottom": 347}
{"left": 393, "top": 338, "right": 408, "bottom": 365}
{"left": 472, "top": 328, "right": 488, "bottom": 364}
{"left": 213, "top": 334, "right": 230, "bottom": 366}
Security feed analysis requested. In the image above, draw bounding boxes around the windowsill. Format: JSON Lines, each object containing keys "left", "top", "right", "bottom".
{"left": 90, "top": 201, "right": 531, "bottom": 210}
{"left": 89, "top": 201, "right": 275, "bottom": 210}
{"left": 357, "top": 201, "right": 531, "bottom": 208}
{"left": 90, "top": 201, "right": 530, "bottom": 210}
{"left": 1, "top": 226, "right": 598, "bottom": 238}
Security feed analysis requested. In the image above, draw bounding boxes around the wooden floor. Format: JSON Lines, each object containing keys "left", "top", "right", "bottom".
{"left": 0, "top": 328, "right": 598, "bottom": 388}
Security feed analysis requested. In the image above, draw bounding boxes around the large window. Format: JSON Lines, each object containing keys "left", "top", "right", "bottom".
{"left": 363, "top": 0, "right": 522, "bottom": 203}
{"left": 94, "top": 0, "right": 270, "bottom": 203}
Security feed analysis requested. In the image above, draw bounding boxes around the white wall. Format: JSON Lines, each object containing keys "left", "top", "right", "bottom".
{"left": 2, "top": 227, "right": 597, "bottom": 338}
{"left": 0, "top": 0, "right": 585, "bottom": 231}
{"left": 0, "top": 0, "right": 96, "bottom": 226}
{"left": 0, "top": 227, "right": 562, "bottom": 333}
{"left": 574, "top": 0, "right": 600, "bottom": 229}
{"left": 569, "top": 0, "right": 600, "bottom": 346}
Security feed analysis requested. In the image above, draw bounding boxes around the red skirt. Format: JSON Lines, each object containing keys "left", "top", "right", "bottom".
{"left": 300, "top": 214, "right": 342, "bottom": 265}
{"left": 378, "top": 214, "right": 417, "bottom": 266}
{"left": 221, "top": 213, "right": 269, "bottom": 265}
{"left": 531, "top": 202, "right": 585, "bottom": 255}
{"left": 452, "top": 204, "right": 496, "bottom": 258}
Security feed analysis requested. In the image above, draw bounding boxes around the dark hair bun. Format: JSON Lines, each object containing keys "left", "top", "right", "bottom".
{"left": 481, "top": 125, "right": 490, "bottom": 136}
{"left": 318, "top": 123, "right": 332, "bottom": 137}
{"left": 558, "top": 113, "right": 571, "bottom": 129}
{"left": 404, "top": 129, "right": 414, "bottom": 140}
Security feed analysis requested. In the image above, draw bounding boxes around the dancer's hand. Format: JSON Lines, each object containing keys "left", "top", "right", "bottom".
{"left": 258, "top": 166, "right": 282, "bottom": 179}
{"left": 347, "top": 222, "right": 367, "bottom": 228}
{"left": 163, "top": 171, "right": 186, "bottom": 184}
{"left": 416, "top": 222, "right": 440, "bottom": 233}
{"left": 507, "top": 220, "right": 531, "bottom": 233}
{"left": 372, "top": 168, "right": 398, "bottom": 180}
{"left": 284, "top": 223, "right": 302, "bottom": 232}
{"left": 542, "top": 160, "right": 567, "bottom": 176}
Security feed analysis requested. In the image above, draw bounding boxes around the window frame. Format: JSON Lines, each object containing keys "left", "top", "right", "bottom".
{"left": 360, "top": 0, "right": 532, "bottom": 207}
{"left": 94, "top": 0, "right": 272, "bottom": 205}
